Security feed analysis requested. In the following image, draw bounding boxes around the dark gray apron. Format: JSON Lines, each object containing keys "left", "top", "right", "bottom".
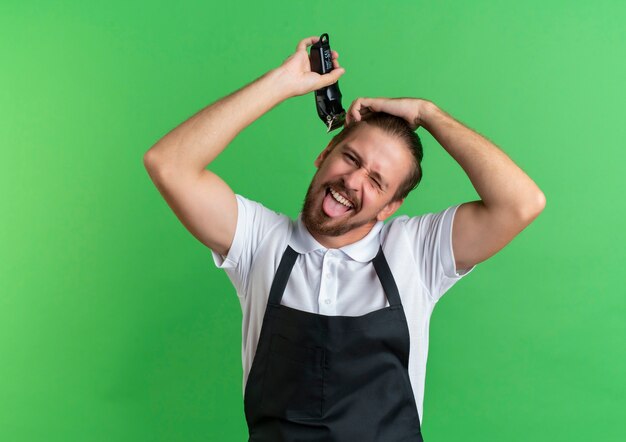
{"left": 244, "top": 244, "right": 424, "bottom": 441}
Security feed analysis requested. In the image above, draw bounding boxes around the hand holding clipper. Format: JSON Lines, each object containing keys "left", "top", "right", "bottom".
{"left": 310, "top": 33, "right": 347, "bottom": 132}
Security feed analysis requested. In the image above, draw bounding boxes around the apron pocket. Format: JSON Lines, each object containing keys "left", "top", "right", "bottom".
{"left": 260, "top": 333, "right": 324, "bottom": 419}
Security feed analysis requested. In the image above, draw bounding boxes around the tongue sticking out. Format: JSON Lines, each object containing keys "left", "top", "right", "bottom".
{"left": 322, "top": 191, "right": 352, "bottom": 218}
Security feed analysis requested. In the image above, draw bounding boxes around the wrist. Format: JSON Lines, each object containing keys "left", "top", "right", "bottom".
{"left": 264, "top": 67, "right": 296, "bottom": 101}
{"left": 417, "top": 100, "right": 440, "bottom": 130}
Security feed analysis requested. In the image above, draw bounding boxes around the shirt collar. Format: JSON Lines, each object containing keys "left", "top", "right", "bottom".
{"left": 289, "top": 213, "right": 384, "bottom": 262}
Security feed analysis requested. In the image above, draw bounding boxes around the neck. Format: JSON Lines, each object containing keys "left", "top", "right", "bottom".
{"left": 307, "top": 220, "right": 378, "bottom": 249}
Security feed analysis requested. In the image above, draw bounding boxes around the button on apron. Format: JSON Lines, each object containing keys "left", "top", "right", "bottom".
{"left": 243, "top": 244, "right": 424, "bottom": 441}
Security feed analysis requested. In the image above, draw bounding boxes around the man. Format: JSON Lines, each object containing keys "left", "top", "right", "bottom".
{"left": 143, "top": 35, "right": 546, "bottom": 441}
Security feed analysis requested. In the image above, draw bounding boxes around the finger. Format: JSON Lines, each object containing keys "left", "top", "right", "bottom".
{"left": 296, "top": 35, "right": 320, "bottom": 52}
{"left": 350, "top": 98, "right": 365, "bottom": 122}
{"left": 354, "top": 98, "right": 382, "bottom": 122}
{"left": 347, "top": 97, "right": 362, "bottom": 123}
{"left": 346, "top": 98, "right": 360, "bottom": 125}
{"left": 357, "top": 97, "right": 381, "bottom": 113}
{"left": 330, "top": 50, "right": 340, "bottom": 68}
{"left": 317, "top": 67, "right": 346, "bottom": 89}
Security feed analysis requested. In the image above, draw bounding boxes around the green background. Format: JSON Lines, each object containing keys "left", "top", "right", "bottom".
{"left": 1, "top": 0, "right": 624, "bottom": 440}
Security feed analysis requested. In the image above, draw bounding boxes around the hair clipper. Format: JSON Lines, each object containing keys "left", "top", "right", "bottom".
{"left": 309, "top": 33, "right": 346, "bottom": 132}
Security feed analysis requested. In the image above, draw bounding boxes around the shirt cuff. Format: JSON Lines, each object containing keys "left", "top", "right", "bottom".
{"left": 441, "top": 204, "right": 476, "bottom": 278}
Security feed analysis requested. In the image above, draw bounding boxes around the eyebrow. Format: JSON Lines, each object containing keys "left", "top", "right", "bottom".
{"left": 343, "top": 144, "right": 388, "bottom": 190}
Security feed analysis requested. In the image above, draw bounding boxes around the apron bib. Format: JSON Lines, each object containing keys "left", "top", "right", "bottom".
{"left": 244, "top": 244, "right": 424, "bottom": 442}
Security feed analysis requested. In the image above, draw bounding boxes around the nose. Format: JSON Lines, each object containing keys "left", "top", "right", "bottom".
{"left": 342, "top": 167, "right": 367, "bottom": 195}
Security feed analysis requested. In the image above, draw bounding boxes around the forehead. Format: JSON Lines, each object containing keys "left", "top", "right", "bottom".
{"left": 338, "top": 124, "right": 412, "bottom": 186}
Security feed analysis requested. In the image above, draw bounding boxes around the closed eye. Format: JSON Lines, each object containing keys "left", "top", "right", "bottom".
{"left": 344, "top": 153, "right": 382, "bottom": 190}
{"left": 344, "top": 153, "right": 357, "bottom": 164}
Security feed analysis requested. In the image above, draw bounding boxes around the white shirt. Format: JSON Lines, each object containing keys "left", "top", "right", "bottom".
{"left": 211, "top": 194, "right": 477, "bottom": 424}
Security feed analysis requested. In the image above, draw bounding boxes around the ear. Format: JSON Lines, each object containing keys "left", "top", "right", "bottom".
{"left": 376, "top": 198, "right": 404, "bottom": 221}
{"left": 314, "top": 142, "right": 335, "bottom": 168}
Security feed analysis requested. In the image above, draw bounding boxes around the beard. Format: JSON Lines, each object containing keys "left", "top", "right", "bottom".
{"left": 300, "top": 176, "right": 377, "bottom": 237}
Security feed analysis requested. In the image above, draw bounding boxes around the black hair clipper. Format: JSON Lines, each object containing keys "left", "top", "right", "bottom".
{"left": 310, "top": 33, "right": 346, "bottom": 132}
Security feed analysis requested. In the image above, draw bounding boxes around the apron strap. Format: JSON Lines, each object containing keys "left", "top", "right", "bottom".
{"left": 372, "top": 245, "right": 403, "bottom": 307}
{"left": 268, "top": 245, "right": 299, "bottom": 306}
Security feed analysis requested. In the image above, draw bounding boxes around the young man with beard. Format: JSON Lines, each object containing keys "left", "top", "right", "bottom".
{"left": 143, "top": 36, "right": 546, "bottom": 441}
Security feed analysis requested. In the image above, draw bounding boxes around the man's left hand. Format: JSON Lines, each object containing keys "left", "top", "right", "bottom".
{"left": 344, "top": 97, "right": 433, "bottom": 131}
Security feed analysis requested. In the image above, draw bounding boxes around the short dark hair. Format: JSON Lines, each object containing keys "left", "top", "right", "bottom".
{"left": 327, "top": 112, "right": 423, "bottom": 202}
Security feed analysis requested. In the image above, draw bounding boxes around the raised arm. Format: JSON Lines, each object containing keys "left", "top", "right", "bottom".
{"left": 344, "top": 97, "right": 546, "bottom": 272}
{"left": 418, "top": 102, "right": 545, "bottom": 271}
{"left": 142, "top": 36, "right": 345, "bottom": 256}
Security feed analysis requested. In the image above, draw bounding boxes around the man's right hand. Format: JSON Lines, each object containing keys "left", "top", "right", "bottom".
{"left": 273, "top": 35, "right": 346, "bottom": 98}
{"left": 144, "top": 35, "right": 347, "bottom": 257}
